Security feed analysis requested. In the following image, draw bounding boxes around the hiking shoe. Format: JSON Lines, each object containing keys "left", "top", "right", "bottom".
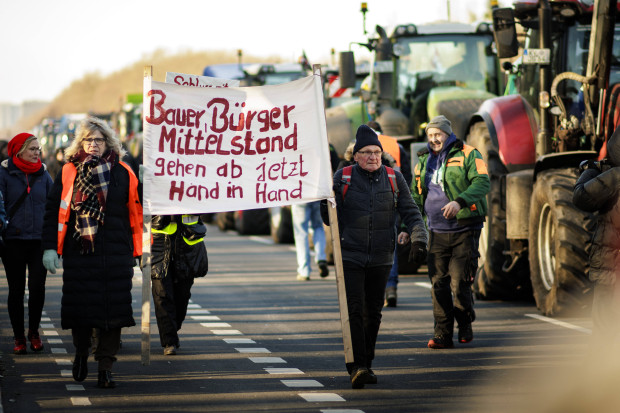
{"left": 27, "top": 330, "right": 43, "bottom": 352}
{"left": 72, "top": 354, "right": 88, "bottom": 382}
{"left": 318, "top": 260, "right": 329, "bottom": 278}
{"left": 164, "top": 345, "right": 177, "bottom": 356}
{"left": 458, "top": 324, "right": 473, "bottom": 344}
{"left": 427, "top": 336, "right": 454, "bottom": 349}
{"left": 367, "top": 368, "right": 378, "bottom": 384}
{"left": 385, "top": 287, "right": 397, "bottom": 307}
{"left": 13, "top": 337, "right": 27, "bottom": 355}
{"left": 97, "top": 370, "right": 116, "bottom": 389}
{"left": 350, "top": 367, "right": 372, "bottom": 389}
{"left": 296, "top": 274, "right": 310, "bottom": 281}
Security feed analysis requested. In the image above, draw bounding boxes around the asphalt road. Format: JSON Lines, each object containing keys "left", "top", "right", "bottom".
{"left": 0, "top": 224, "right": 616, "bottom": 413}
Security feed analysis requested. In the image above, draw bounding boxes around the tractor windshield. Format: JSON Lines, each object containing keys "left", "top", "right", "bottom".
{"left": 566, "top": 24, "right": 620, "bottom": 89}
{"left": 393, "top": 34, "right": 499, "bottom": 102}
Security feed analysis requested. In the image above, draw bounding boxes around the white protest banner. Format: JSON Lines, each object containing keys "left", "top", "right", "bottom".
{"left": 142, "top": 75, "right": 332, "bottom": 215}
{"left": 165, "top": 71, "right": 240, "bottom": 88}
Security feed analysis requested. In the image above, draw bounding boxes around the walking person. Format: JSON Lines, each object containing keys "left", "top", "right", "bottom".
{"left": 367, "top": 121, "right": 413, "bottom": 307}
{"left": 0, "top": 132, "right": 53, "bottom": 354}
{"left": 324, "top": 124, "right": 428, "bottom": 389}
{"left": 42, "top": 117, "right": 142, "bottom": 388}
{"left": 293, "top": 201, "right": 328, "bottom": 281}
{"left": 573, "top": 127, "right": 620, "bottom": 344}
{"left": 412, "top": 115, "right": 490, "bottom": 349}
{"left": 149, "top": 214, "right": 209, "bottom": 355}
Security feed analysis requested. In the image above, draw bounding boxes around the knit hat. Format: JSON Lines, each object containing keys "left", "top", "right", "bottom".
{"left": 353, "top": 124, "right": 383, "bottom": 155}
{"left": 8, "top": 132, "right": 35, "bottom": 157}
{"left": 425, "top": 115, "right": 452, "bottom": 136}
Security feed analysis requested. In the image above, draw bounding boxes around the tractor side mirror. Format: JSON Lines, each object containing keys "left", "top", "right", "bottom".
{"left": 339, "top": 51, "right": 357, "bottom": 89}
{"left": 493, "top": 8, "right": 520, "bottom": 59}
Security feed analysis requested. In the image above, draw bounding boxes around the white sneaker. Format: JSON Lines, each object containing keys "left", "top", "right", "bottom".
{"left": 296, "top": 274, "right": 310, "bottom": 281}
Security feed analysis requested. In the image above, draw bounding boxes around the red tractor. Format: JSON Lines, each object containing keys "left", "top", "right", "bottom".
{"left": 467, "top": 0, "right": 619, "bottom": 315}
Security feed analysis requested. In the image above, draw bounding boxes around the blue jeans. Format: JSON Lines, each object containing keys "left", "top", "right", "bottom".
{"left": 292, "top": 202, "right": 326, "bottom": 277}
{"left": 386, "top": 243, "right": 399, "bottom": 288}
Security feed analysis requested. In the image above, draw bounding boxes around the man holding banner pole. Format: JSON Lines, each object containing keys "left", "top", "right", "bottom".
{"left": 323, "top": 124, "right": 428, "bottom": 389}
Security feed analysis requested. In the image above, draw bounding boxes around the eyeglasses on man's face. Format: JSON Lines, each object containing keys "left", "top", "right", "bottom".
{"left": 83, "top": 138, "right": 106, "bottom": 146}
{"left": 357, "top": 150, "right": 382, "bottom": 157}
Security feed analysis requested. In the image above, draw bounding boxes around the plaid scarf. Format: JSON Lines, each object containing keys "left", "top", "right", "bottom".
{"left": 70, "top": 150, "right": 116, "bottom": 254}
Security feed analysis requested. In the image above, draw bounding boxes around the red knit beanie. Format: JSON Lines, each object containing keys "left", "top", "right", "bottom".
{"left": 8, "top": 133, "right": 35, "bottom": 157}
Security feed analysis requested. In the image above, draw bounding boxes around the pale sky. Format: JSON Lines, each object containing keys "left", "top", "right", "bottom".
{"left": 0, "top": 0, "right": 499, "bottom": 104}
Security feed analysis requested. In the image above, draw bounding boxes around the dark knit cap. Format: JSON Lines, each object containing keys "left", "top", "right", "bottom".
{"left": 425, "top": 115, "right": 452, "bottom": 136}
{"left": 353, "top": 124, "right": 383, "bottom": 155}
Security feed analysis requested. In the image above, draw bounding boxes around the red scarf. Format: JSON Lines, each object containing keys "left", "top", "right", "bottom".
{"left": 12, "top": 155, "right": 42, "bottom": 175}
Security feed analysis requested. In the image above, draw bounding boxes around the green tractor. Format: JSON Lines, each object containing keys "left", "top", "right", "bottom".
{"left": 329, "top": 21, "right": 502, "bottom": 154}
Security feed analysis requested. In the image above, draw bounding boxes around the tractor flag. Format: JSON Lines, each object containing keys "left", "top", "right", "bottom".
{"left": 142, "top": 74, "right": 333, "bottom": 215}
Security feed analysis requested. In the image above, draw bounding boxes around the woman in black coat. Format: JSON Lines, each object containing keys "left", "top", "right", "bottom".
{"left": 42, "top": 117, "right": 142, "bottom": 389}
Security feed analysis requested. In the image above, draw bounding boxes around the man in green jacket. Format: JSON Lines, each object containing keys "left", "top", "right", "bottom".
{"left": 412, "top": 115, "right": 490, "bottom": 349}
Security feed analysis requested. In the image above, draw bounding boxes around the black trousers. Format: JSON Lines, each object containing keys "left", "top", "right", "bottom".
{"left": 151, "top": 272, "right": 194, "bottom": 348}
{"left": 2, "top": 239, "right": 47, "bottom": 338}
{"left": 343, "top": 261, "right": 391, "bottom": 372}
{"left": 73, "top": 327, "right": 121, "bottom": 371}
{"left": 427, "top": 230, "right": 480, "bottom": 338}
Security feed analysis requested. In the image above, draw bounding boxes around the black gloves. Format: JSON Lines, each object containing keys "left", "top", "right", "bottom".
{"left": 409, "top": 241, "right": 428, "bottom": 266}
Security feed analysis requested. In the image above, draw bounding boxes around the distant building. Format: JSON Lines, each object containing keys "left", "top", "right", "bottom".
{"left": 0, "top": 100, "right": 49, "bottom": 131}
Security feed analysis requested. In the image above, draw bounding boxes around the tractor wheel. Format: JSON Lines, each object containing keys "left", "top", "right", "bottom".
{"left": 270, "top": 206, "right": 294, "bottom": 244}
{"left": 466, "top": 122, "right": 531, "bottom": 300}
{"left": 528, "top": 169, "right": 594, "bottom": 316}
{"left": 234, "top": 209, "right": 270, "bottom": 235}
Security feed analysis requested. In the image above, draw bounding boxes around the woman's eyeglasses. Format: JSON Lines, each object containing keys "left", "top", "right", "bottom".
{"left": 83, "top": 138, "right": 105, "bottom": 146}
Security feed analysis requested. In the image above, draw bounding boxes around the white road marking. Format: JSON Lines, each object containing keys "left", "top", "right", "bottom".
{"left": 186, "top": 309, "right": 211, "bottom": 314}
{"left": 321, "top": 410, "right": 364, "bottom": 413}
{"left": 55, "top": 358, "right": 72, "bottom": 366}
{"left": 200, "top": 322, "right": 231, "bottom": 328}
{"left": 211, "top": 330, "right": 242, "bottom": 335}
{"left": 70, "top": 397, "right": 91, "bottom": 406}
{"left": 47, "top": 339, "right": 63, "bottom": 344}
{"left": 525, "top": 313, "right": 592, "bottom": 334}
{"left": 249, "top": 236, "right": 274, "bottom": 245}
{"left": 282, "top": 380, "right": 323, "bottom": 387}
{"left": 43, "top": 330, "right": 59, "bottom": 336}
{"left": 235, "top": 347, "right": 270, "bottom": 353}
{"left": 414, "top": 281, "right": 432, "bottom": 289}
{"left": 60, "top": 370, "right": 72, "bottom": 377}
{"left": 51, "top": 348, "right": 68, "bottom": 354}
{"left": 299, "top": 393, "right": 346, "bottom": 402}
{"left": 265, "top": 368, "right": 304, "bottom": 374}
{"left": 224, "top": 338, "right": 255, "bottom": 344}
{"left": 249, "top": 357, "right": 286, "bottom": 364}
{"left": 66, "top": 385, "right": 85, "bottom": 391}
{"left": 191, "top": 315, "right": 220, "bottom": 321}
{"left": 41, "top": 323, "right": 55, "bottom": 328}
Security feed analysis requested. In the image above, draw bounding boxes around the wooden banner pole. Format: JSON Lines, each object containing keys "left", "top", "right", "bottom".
{"left": 141, "top": 65, "right": 153, "bottom": 366}
{"left": 313, "top": 64, "right": 354, "bottom": 363}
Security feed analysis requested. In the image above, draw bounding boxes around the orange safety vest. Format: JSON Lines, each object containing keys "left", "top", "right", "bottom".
{"left": 378, "top": 135, "right": 401, "bottom": 167}
{"left": 57, "top": 162, "right": 143, "bottom": 257}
